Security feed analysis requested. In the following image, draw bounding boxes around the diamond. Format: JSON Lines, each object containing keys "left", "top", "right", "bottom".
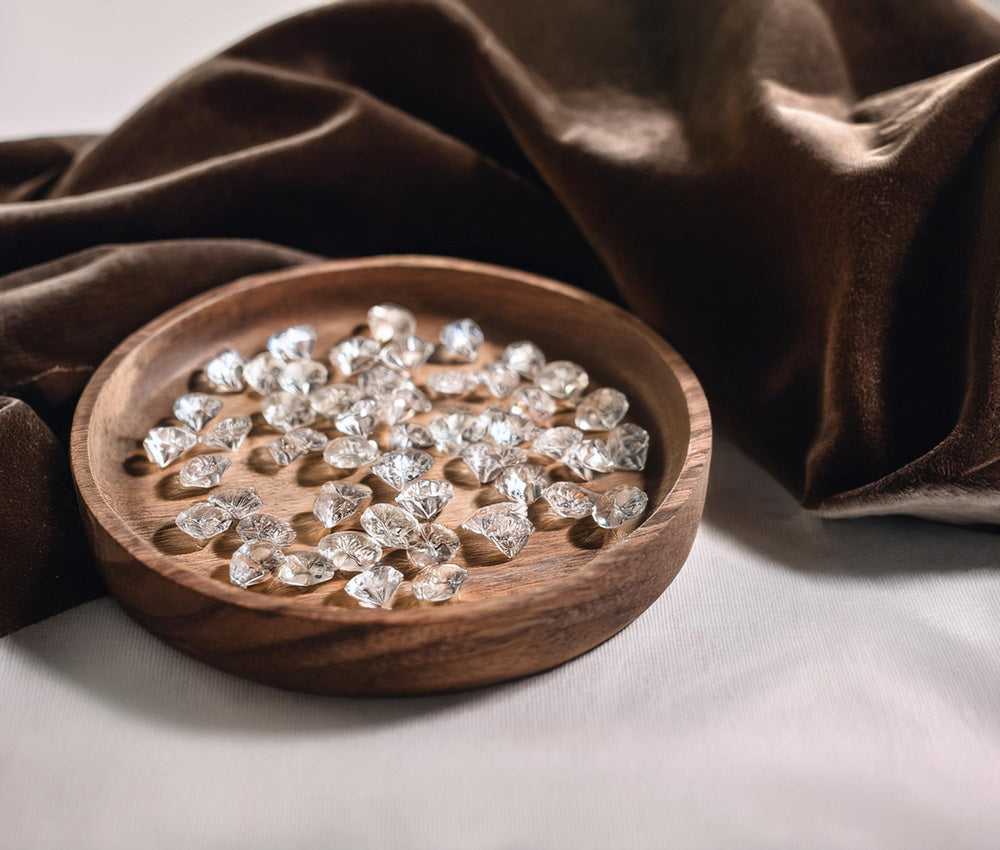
{"left": 244, "top": 351, "right": 284, "bottom": 395}
{"left": 199, "top": 416, "right": 252, "bottom": 450}
{"left": 208, "top": 487, "right": 263, "bottom": 519}
{"left": 230, "top": 541, "right": 285, "bottom": 588}
{"left": 479, "top": 360, "right": 520, "bottom": 398}
{"left": 204, "top": 348, "right": 246, "bottom": 392}
{"left": 607, "top": 423, "right": 649, "bottom": 471}
{"left": 377, "top": 387, "right": 432, "bottom": 426}
{"left": 262, "top": 391, "right": 316, "bottom": 431}
{"left": 500, "top": 340, "right": 545, "bottom": 378}
{"left": 460, "top": 440, "right": 526, "bottom": 484}
{"left": 360, "top": 504, "right": 418, "bottom": 548}
{"left": 276, "top": 549, "right": 337, "bottom": 586}
{"left": 541, "top": 481, "right": 596, "bottom": 518}
{"left": 313, "top": 481, "right": 372, "bottom": 527}
{"left": 345, "top": 565, "right": 404, "bottom": 609}
{"left": 324, "top": 436, "right": 379, "bottom": 468}
{"left": 426, "top": 370, "right": 480, "bottom": 397}
{"left": 176, "top": 502, "right": 232, "bottom": 540}
{"left": 479, "top": 407, "right": 528, "bottom": 447}
{"left": 236, "top": 513, "right": 296, "bottom": 546}
{"left": 178, "top": 454, "right": 232, "bottom": 488}
{"left": 429, "top": 406, "right": 485, "bottom": 453}
{"left": 536, "top": 360, "right": 588, "bottom": 402}
{"left": 143, "top": 426, "right": 197, "bottom": 467}
{"left": 330, "top": 336, "right": 381, "bottom": 375}
{"left": 395, "top": 478, "right": 454, "bottom": 521}
{"left": 335, "top": 398, "right": 377, "bottom": 437}
{"left": 267, "top": 324, "right": 317, "bottom": 363}
{"left": 359, "top": 364, "right": 412, "bottom": 401}
{"left": 371, "top": 448, "right": 434, "bottom": 490}
{"left": 532, "top": 426, "right": 583, "bottom": 460}
{"left": 575, "top": 388, "right": 629, "bottom": 431}
{"left": 268, "top": 435, "right": 303, "bottom": 467}
{"left": 509, "top": 386, "right": 557, "bottom": 423}
{"left": 173, "top": 393, "right": 223, "bottom": 431}
{"left": 390, "top": 422, "right": 434, "bottom": 450}
{"left": 278, "top": 360, "right": 329, "bottom": 395}
{"left": 317, "top": 531, "right": 382, "bottom": 572}
{"left": 564, "top": 438, "right": 615, "bottom": 480}
{"left": 412, "top": 564, "right": 468, "bottom": 602}
{"left": 287, "top": 427, "right": 327, "bottom": 453}
{"left": 309, "top": 383, "right": 362, "bottom": 418}
{"left": 494, "top": 463, "right": 549, "bottom": 504}
{"left": 406, "top": 523, "right": 460, "bottom": 567}
{"left": 439, "top": 318, "right": 484, "bottom": 361}
{"left": 368, "top": 303, "right": 417, "bottom": 343}
{"left": 380, "top": 335, "right": 435, "bottom": 371}
{"left": 461, "top": 503, "right": 533, "bottom": 558}
{"left": 461, "top": 500, "right": 528, "bottom": 534}
{"left": 593, "top": 485, "right": 648, "bottom": 528}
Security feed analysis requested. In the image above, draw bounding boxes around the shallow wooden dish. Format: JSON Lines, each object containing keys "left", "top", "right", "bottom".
{"left": 71, "top": 256, "right": 711, "bottom": 696}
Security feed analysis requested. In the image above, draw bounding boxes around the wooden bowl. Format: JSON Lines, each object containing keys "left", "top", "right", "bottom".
{"left": 71, "top": 256, "right": 711, "bottom": 696}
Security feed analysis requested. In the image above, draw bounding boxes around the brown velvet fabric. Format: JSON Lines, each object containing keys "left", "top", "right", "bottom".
{"left": 3, "top": 0, "right": 1000, "bottom": 633}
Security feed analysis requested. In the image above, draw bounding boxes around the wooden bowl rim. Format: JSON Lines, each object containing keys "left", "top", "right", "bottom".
{"left": 71, "top": 255, "right": 711, "bottom": 627}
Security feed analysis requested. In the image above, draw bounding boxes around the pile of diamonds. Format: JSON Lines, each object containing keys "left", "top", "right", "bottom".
{"left": 142, "top": 303, "right": 650, "bottom": 609}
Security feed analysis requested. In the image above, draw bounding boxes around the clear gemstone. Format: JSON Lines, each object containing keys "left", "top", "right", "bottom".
{"left": 330, "top": 336, "right": 381, "bottom": 375}
{"left": 509, "top": 386, "right": 557, "bottom": 423}
{"left": 204, "top": 348, "right": 246, "bottom": 392}
{"left": 262, "top": 391, "right": 316, "bottom": 431}
{"left": 244, "top": 352, "right": 284, "bottom": 395}
{"left": 317, "top": 531, "right": 382, "bottom": 572}
{"left": 324, "top": 436, "right": 379, "bottom": 468}
{"left": 378, "top": 387, "right": 432, "bottom": 426}
{"left": 359, "top": 364, "right": 412, "bottom": 401}
{"left": 541, "top": 481, "right": 596, "bottom": 518}
{"left": 390, "top": 422, "right": 434, "bottom": 450}
{"left": 143, "top": 426, "right": 197, "bottom": 468}
{"left": 429, "top": 406, "right": 485, "bottom": 453}
{"left": 564, "top": 439, "right": 615, "bottom": 480}
{"left": 276, "top": 549, "right": 336, "bottom": 586}
{"left": 479, "top": 360, "right": 520, "bottom": 398}
{"left": 532, "top": 426, "right": 584, "bottom": 460}
{"left": 406, "top": 523, "right": 460, "bottom": 567}
{"left": 461, "top": 500, "right": 528, "bottom": 534}
{"left": 460, "top": 441, "right": 526, "bottom": 484}
{"left": 287, "top": 427, "right": 327, "bottom": 453}
{"left": 309, "top": 383, "right": 362, "bottom": 418}
{"left": 345, "top": 565, "right": 404, "bottom": 609}
{"left": 178, "top": 454, "right": 232, "bottom": 488}
{"left": 173, "top": 393, "right": 223, "bottom": 431}
{"left": 574, "top": 388, "right": 629, "bottom": 431}
{"left": 278, "top": 360, "right": 329, "bottom": 395}
{"left": 199, "top": 416, "right": 252, "bottom": 450}
{"left": 360, "top": 504, "right": 419, "bottom": 548}
{"left": 593, "top": 485, "right": 648, "bottom": 528}
{"left": 236, "top": 513, "right": 296, "bottom": 546}
{"left": 461, "top": 504, "right": 533, "bottom": 558}
{"left": 439, "top": 318, "right": 484, "bottom": 361}
{"left": 368, "top": 303, "right": 417, "bottom": 343}
{"left": 608, "top": 423, "right": 649, "bottom": 471}
{"left": 501, "top": 340, "right": 546, "bottom": 378}
{"left": 494, "top": 463, "right": 549, "bottom": 504}
{"left": 536, "top": 360, "right": 588, "bottom": 401}
{"left": 412, "top": 564, "right": 468, "bottom": 602}
{"left": 371, "top": 448, "right": 434, "bottom": 490}
{"left": 335, "top": 398, "right": 377, "bottom": 437}
{"left": 267, "top": 324, "right": 317, "bottom": 363}
{"left": 176, "top": 502, "right": 232, "bottom": 540}
{"left": 313, "top": 481, "right": 372, "bottom": 527}
{"left": 208, "top": 487, "right": 263, "bottom": 519}
{"left": 479, "top": 407, "right": 528, "bottom": 447}
{"left": 268, "top": 435, "right": 303, "bottom": 467}
{"left": 380, "top": 335, "right": 436, "bottom": 371}
{"left": 395, "top": 478, "right": 454, "bottom": 521}
{"left": 230, "top": 541, "right": 285, "bottom": 588}
{"left": 426, "top": 370, "right": 480, "bottom": 397}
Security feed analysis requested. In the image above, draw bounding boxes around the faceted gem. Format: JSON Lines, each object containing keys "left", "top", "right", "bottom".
{"left": 173, "top": 393, "right": 223, "bottom": 431}
{"left": 461, "top": 500, "right": 528, "bottom": 534}
{"left": 500, "top": 340, "right": 546, "bottom": 378}
{"left": 426, "top": 370, "right": 480, "bottom": 397}
{"left": 406, "top": 523, "right": 461, "bottom": 567}
{"left": 395, "top": 478, "right": 454, "bottom": 521}
{"left": 287, "top": 427, "right": 328, "bottom": 453}
{"left": 429, "top": 406, "right": 485, "bottom": 453}
{"left": 199, "top": 416, "right": 252, "bottom": 451}
{"left": 564, "top": 439, "right": 615, "bottom": 480}
{"left": 309, "top": 383, "right": 362, "bottom": 418}
{"left": 317, "top": 531, "right": 382, "bottom": 572}
{"left": 276, "top": 549, "right": 337, "bottom": 586}
{"left": 608, "top": 423, "right": 649, "bottom": 471}
{"left": 359, "top": 364, "right": 412, "bottom": 401}
{"left": 381, "top": 335, "right": 435, "bottom": 371}
{"left": 412, "top": 564, "right": 468, "bottom": 602}
{"left": 479, "top": 407, "right": 527, "bottom": 447}
{"left": 267, "top": 324, "right": 317, "bottom": 363}
{"left": 204, "top": 348, "right": 246, "bottom": 392}
{"left": 178, "top": 454, "right": 232, "bottom": 488}
{"left": 236, "top": 513, "right": 296, "bottom": 546}
{"left": 461, "top": 504, "right": 533, "bottom": 558}
{"left": 278, "top": 360, "right": 329, "bottom": 395}
{"left": 335, "top": 398, "right": 378, "bottom": 437}
{"left": 360, "top": 504, "right": 419, "bottom": 548}
{"left": 593, "top": 485, "right": 649, "bottom": 529}
{"left": 345, "top": 565, "right": 404, "bottom": 609}
{"left": 541, "top": 481, "right": 596, "bottom": 518}
{"left": 262, "top": 391, "right": 316, "bottom": 431}
{"left": 324, "top": 436, "right": 379, "bottom": 468}
{"left": 313, "top": 481, "right": 372, "bottom": 527}
{"left": 509, "top": 386, "right": 557, "bottom": 423}
{"left": 460, "top": 441, "right": 526, "bottom": 484}
{"left": 244, "top": 351, "right": 284, "bottom": 395}
{"left": 230, "top": 541, "right": 285, "bottom": 588}
{"left": 208, "top": 486, "right": 263, "bottom": 519}
{"left": 536, "top": 360, "right": 589, "bottom": 402}
{"left": 479, "top": 360, "right": 520, "bottom": 398}
{"left": 368, "top": 303, "right": 417, "bottom": 343}
{"left": 494, "top": 463, "right": 549, "bottom": 504}
{"left": 532, "top": 426, "right": 584, "bottom": 461}
{"left": 176, "top": 502, "right": 232, "bottom": 540}
{"left": 390, "top": 422, "right": 434, "bottom": 450}
{"left": 268, "top": 435, "right": 303, "bottom": 467}
{"left": 575, "top": 388, "right": 629, "bottom": 431}
{"left": 143, "top": 426, "right": 197, "bottom": 468}
{"left": 377, "top": 387, "right": 432, "bottom": 426}
{"left": 371, "top": 448, "right": 434, "bottom": 490}
{"left": 439, "top": 318, "right": 484, "bottom": 361}
{"left": 330, "top": 336, "right": 381, "bottom": 375}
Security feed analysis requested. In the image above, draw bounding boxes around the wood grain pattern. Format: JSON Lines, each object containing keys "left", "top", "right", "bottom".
{"left": 70, "top": 256, "right": 711, "bottom": 695}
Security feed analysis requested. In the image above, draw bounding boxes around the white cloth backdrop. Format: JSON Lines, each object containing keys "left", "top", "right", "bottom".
{"left": 3, "top": 3, "right": 1000, "bottom": 847}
